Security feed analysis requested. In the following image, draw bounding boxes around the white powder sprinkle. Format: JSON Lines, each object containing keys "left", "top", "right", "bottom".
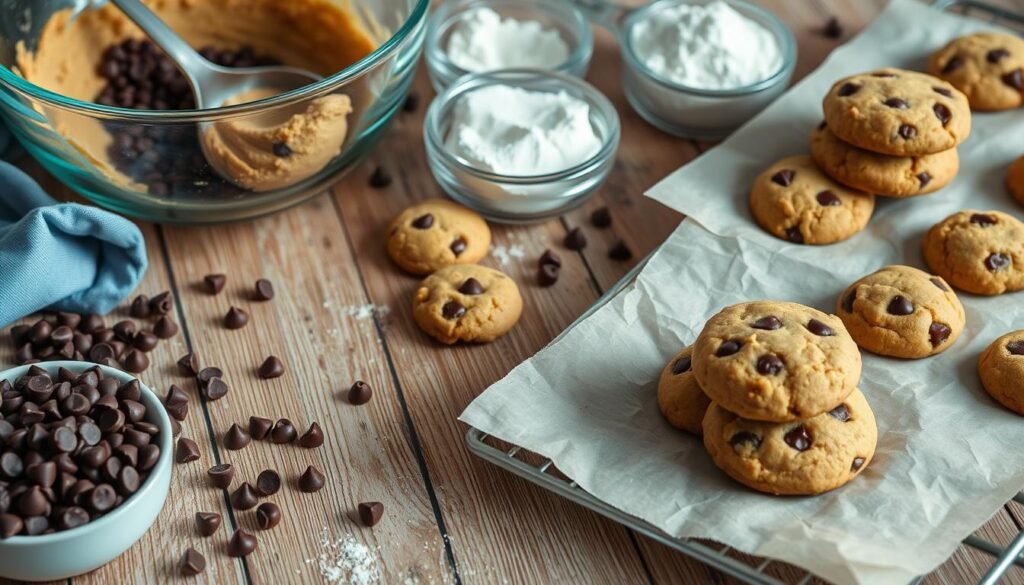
{"left": 490, "top": 244, "right": 526, "bottom": 266}
{"left": 308, "top": 530, "right": 380, "bottom": 585}
{"left": 346, "top": 304, "right": 390, "bottom": 320}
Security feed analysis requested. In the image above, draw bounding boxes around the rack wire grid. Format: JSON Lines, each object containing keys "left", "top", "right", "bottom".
{"left": 465, "top": 2, "right": 1024, "bottom": 583}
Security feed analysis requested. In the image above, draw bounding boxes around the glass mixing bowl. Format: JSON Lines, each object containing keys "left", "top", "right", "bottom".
{"left": 0, "top": 0, "right": 429, "bottom": 224}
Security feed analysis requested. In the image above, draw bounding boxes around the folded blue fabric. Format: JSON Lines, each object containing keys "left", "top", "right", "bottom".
{"left": 0, "top": 126, "right": 148, "bottom": 329}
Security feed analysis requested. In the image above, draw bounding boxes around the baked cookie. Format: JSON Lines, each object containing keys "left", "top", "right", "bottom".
{"left": 412, "top": 264, "right": 522, "bottom": 344}
{"left": 702, "top": 388, "right": 877, "bottom": 496}
{"left": 386, "top": 198, "right": 491, "bottom": 275}
{"left": 837, "top": 265, "right": 965, "bottom": 359}
{"left": 1008, "top": 156, "right": 1024, "bottom": 206}
{"left": 692, "top": 301, "right": 861, "bottom": 422}
{"left": 978, "top": 330, "right": 1024, "bottom": 414}
{"left": 749, "top": 155, "right": 875, "bottom": 245}
{"left": 656, "top": 346, "right": 711, "bottom": 436}
{"left": 928, "top": 32, "right": 1024, "bottom": 112}
{"left": 822, "top": 68, "right": 971, "bottom": 156}
{"left": 923, "top": 210, "right": 1024, "bottom": 296}
{"left": 810, "top": 123, "right": 959, "bottom": 197}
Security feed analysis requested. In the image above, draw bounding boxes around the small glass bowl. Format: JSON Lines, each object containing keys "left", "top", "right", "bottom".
{"left": 424, "top": 69, "right": 619, "bottom": 224}
{"left": 424, "top": 0, "right": 594, "bottom": 93}
{"left": 620, "top": 0, "right": 797, "bottom": 139}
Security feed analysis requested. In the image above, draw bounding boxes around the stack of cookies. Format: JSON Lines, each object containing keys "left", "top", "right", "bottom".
{"left": 658, "top": 301, "right": 878, "bottom": 496}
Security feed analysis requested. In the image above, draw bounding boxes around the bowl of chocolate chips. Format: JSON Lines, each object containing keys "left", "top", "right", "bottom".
{"left": 0, "top": 0, "right": 428, "bottom": 224}
{"left": 0, "top": 361, "right": 172, "bottom": 581}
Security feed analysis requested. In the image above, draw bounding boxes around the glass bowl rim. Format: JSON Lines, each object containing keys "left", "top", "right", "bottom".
{"left": 0, "top": 0, "right": 430, "bottom": 122}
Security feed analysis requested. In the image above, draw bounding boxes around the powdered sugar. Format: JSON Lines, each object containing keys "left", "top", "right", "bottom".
{"left": 346, "top": 304, "right": 390, "bottom": 320}
{"left": 445, "top": 8, "right": 570, "bottom": 72}
{"left": 308, "top": 530, "right": 380, "bottom": 585}
{"left": 490, "top": 244, "right": 525, "bottom": 266}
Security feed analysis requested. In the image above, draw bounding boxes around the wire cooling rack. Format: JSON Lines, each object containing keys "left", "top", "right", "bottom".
{"left": 465, "top": 2, "right": 1024, "bottom": 583}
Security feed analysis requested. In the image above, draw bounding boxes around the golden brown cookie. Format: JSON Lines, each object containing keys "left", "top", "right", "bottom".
{"left": 386, "top": 198, "right": 491, "bottom": 275}
{"left": 1008, "top": 156, "right": 1024, "bottom": 206}
{"left": 412, "top": 264, "right": 522, "bottom": 344}
{"left": 749, "top": 155, "right": 875, "bottom": 245}
{"left": 703, "top": 388, "right": 877, "bottom": 496}
{"left": 692, "top": 301, "right": 861, "bottom": 422}
{"left": 822, "top": 68, "right": 971, "bottom": 156}
{"left": 923, "top": 210, "right": 1024, "bottom": 296}
{"left": 928, "top": 32, "right": 1024, "bottom": 112}
{"left": 979, "top": 330, "right": 1024, "bottom": 415}
{"left": 837, "top": 265, "right": 965, "bottom": 359}
{"left": 810, "top": 123, "right": 959, "bottom": 197}
{"left": 656, "top": 346, "right": 710, "bottom": 436}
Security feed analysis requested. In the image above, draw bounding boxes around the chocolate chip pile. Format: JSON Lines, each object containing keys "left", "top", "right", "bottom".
{"left": 0, "top": 366, "right": 162, "bottom": 538}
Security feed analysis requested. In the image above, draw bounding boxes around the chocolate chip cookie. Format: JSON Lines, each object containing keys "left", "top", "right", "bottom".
{"left": 1008, "top": 156, "right": 1024, "bottom": 206}
{"left": 692, "top": 301, "right": 861, "bottom": 422}
{"left": 928, "top": 32, "right": 1024, "bottom": 112}
{"left": 703, "top": 388, "right": 877, "bottom": 496}
{"left": 412, "top": 264, "right": 522, "bottom": 344}
{"left": 837, "top": 265, "right": 965, "bottom": 359}
{"left": 749, "top": 155, "right": 875, "bottom": 244}
{"left": 386, "top": 198, "right": 491, "bottom": 275}
{"left": 810, "top": 123, "right": 959, "bottom": 197}
{"left": 923, "top": 210, "right": 1024, "bottom": 296}
{"left": 822, "top": 68, "right": 971, "bottom": 156}
{"left": 979, "top": 330, "right": 1024, "bottom": 415}
{"left": 657, "top": 346, "right": 710, "bottom": 436}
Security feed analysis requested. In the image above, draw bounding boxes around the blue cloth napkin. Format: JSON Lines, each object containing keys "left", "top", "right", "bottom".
{"left": 0, "top": 125, "right": 148, "bottom": 329}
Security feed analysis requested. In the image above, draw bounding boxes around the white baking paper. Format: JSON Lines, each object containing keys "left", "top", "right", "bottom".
{"left": 460, "top": 1, "right": 1024, "bottom": 583}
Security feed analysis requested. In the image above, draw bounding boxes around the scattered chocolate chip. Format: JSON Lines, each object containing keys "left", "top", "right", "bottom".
{"left": 258, "top": 356, "right": 284, "bottom": 379}
{"left": 672, "top": 356, "right": 692, "bottom": 374}
{"left": 537, "top": 264, "right": 560, "bottom": 287}
{"left": 970, "top": 213, "right": 997, "bottom": 226}
{"left": 231, "top": 483, "right": 259, "bottom": 510}
{"left": 177, "top": 352, "right": 199, "bottom": 376}
{"left": 369, "top": 166, "right": 392, "bottom": 188}
{"left": 917, "top": 172, "right": 932, "bottom": 189}
{"left": 298, "top": 465, "right": 326, "bottom": 493}
{"left": 729, "top": 431, "right": 761, "bottom": 450}
{"left": 458, "top": 278, "right": 484, "bottom": 295}
{"left": 884, "top": 97, "right": 908, "bottom": 109}
{"left": 756, "top": 354, "right": 784, "bottom": 375}
{"left": 402, "top": 91, "right": 420, "bottom": 112}
{"left": 358, "top": 501, "right": 384, "bottom": 527}
{"left": 898, "top": 124, "right": 917, "bottom": 139}
{"left": 609, "top": 241, "right": 632, "bottom": 261}
{"left": 348, "top": 381, "right": 372, "bottom": 405}
{"left": 838, "top": 83, "right": 860, "bottom": 97}
{"left": 784, "top": 226, "right": 804, "bottom": 244}
{"left": 590, "top": 207, "right": 612, "bottom": 228}
{"left": 985, "top": 253, "right": 1011, "bottom": 272}
{"left": 249, "top": 416, "right": 273, "bottom": 440}
{"left": 929, "top": 323, "right": 952, "bottom": 347}
{"left": 197, "top": 367, "right": 223, "bottom": 387}
{"left": 204, "top": 378, "right": 229, "bottom": 401}
{"left": 411, "top": 214, "right": 434, "bottom": 229}
{"left": 442, "top": 300, "right": 466, "bottom": 320}
{"left": 204, "top": 274, "right": 227, "bottom": 295}
{"left": 195, "top": 511, "right": 222, "bottom": 537}
{"left": 298, "top": 423, "right": 324, "bottom": 449}
{"left": 228, "top": 529, "right": 257, "bottom": 557}
{"left": 716, "top": 340, "right": 742, "bottom": 357}
{"left": 256, "top": 469, "right": 281, "bottom": 497}
{"left": 930, "top": 277, "right": 950, "bottom": 292}
{"left": 942, "top": 56, "right": 964, "bottom": 74}
{"left": 450, "top": 237, "right": 467, "bottom": 256}
{"left": 933, "top": 86, "right": 953, "bottom": 97}
{"left": 806, "top": 319, "right": 834, "bottom": 337}
{"left": 223, "top": 424, "right": 251, "bottom": 451}
{"left": 272, "top": 141, "right": 292, "bottom": 158}
{"left": 816, "top": 191, "right": 841, "bottom": 206}
{"left": 933, "top": 103, "right": 952, "bottom": 125}
{"left": 887, "top": 295, "right": 914, "bottom": 316}
{"left": 175, "top": 438, "right": 200, "bottom": 464}
{"left": 539, "top": 249, "right": 562, "bottom": 269}
{"left": 784, "top": 426, "right": 812, "bottom": 451}
{"left": 564, "top": 227, "right": 587, "bottom": 250}
{"left": 180, "top": 547, "right": 206, "bottom": 575}
{"left": 256, "top": 502, "right": 282, "bottom": 530}
{"left": 823, "top": 16, "right": 842, "bottom": 39}
{"left": 254, "top": 278, "right": 275, "bottom": 301}
{"left": 752, "top": 316, "right": 782, "bottom": 330}
{"left": 270, "top": 419, "right": 297, "bottom": 444}
{"left": 852, "top": 457, "right": 866, "bottom": 471}
{"left": 129, "top": 296, "right": 150, "bottom": 319}
{"left": 122, "top": 350, "right": 149, "bottom": 374}
{"left": 829, "top": 404, "right": 850, "bottom": 422}
{"left": 771, "top": 169, "right": 795, "bottom": 186}
{"left": 207, "top": 464, "right": 234, "bottom": 489}
{"left": 153, "top": 316, "right": 179, "bottom": 339}
{"left": 149, "top": 292, "right": 173, "bottom": 316}
{"left": 224, "top": 307, "right": 249, "bottom": 330}
{"left": 133, "top": 331, "right": 159, "bottom": 352}
{"left": 1004, "top": 68, "right": 1023, "bottom": 90}
{"left": 1007, "top": 341, "right": 1024, "bottom": 356}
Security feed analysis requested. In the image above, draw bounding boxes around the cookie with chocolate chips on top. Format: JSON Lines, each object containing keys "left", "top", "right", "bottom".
{"left": 822, "top": 68, "right": 971, "bottom": 156}
{"left": 923, "top": 210, "right": 1024, "bottom": 296}
{"left": 703, "top": 388, "right": 877, "bottom": 496}
{"left": 693, "top": 301, "right": 862, "bottom": 422}
{"left": 837, "top": 265, "right": 965, "bottom": 359}
{"left": 412, "top": 264, "right": 522, "bottom": 344}
{"left": 929, "top": 32, "right": 1024, "bottom": 112}
{"left": 749, "top": 154, "right": 875, "bottom": 245}
{"left": 656, "top": 346, "right": 711, "bottom": 436}
{"left": 386, "top": 198, "right": 491, "bottom": 275}
{"left": 979, "top": 330, "right": 1024, "bottom": 415}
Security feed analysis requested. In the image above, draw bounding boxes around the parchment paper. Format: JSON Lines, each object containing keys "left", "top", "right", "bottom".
{"left": 460, "top": 1, "right": 1024, "bottom": 584}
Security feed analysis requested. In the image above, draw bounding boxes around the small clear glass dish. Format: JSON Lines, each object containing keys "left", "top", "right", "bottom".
{"left": 424, "top": 0, "right": 594, "bottom": 93}
{"left": 618, "top": 0, "right": 797, "bottom": 139}
{"left": 424, "top": 69, "right": 619, "bottom": 224}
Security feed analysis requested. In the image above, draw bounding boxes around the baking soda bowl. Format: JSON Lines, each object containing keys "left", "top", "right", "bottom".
{"left": 0, "top": 362, "right": 173, "bottom": 581}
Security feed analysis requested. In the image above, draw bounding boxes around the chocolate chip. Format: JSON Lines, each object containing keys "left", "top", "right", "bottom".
{"left": 256, "top": 469, "right": 281, "bottom": 496}
{"left": 249, "top": 416, "right": 273, "bottom": 440}
{"left": 204, "top": 378, "right": 229, "bottom": 401}
{"left": 784, "top": 425, "right": 812, "bottom": 451}
{"left": 806, "top": 319, "right": 834, "bottom": 337}
{"left": 272, "top": 141, "right": 292, "bottom": 158}
{"left": 987, "top": 48, "right": 1010, "bottom": 63}
{"left": 537, "top": 264, "right": 560, "bottom": 287}
{"left": 591, "top": 207, "right": 612, "bottom": 228}
{"left": 0, "top": 514, "right": 23, "bottom": 539}
{"left": 442, "top": 300, "right": 466, "bottom": 320}
{"left": 258, "top": 356, "right": 284, "bottom": 379}
{"left": 223, "top": 424, "right": 251, "bottom": 451}
{"left": 829, "top": 404, "right": 850, "bottom": 422}
{"left": 756, "top": 354, "right": 784, "bottom": 375}
{"left": 411, "top": 214, "right": 434, "bottom": 229}
{"left": 231, "top": 482, "right": 259, "bottom": 510}
{"left": 348, "top": 381, "right": 372, "bottom": 405}
{"left": 729, "top": 431, "right": 761, "bottom": 450}
{"left": 254, "top": 278, "right": 275, "bottom": 301}
{"left": 195, "top": 511, "right": 221, "bottom": 536}
{"left": 887, "top": 295, "right": 914, "bottom": 315}
{"left": 784, "top": 226, "right": 804, "bottom": 244}
{"left": 270, "top": 419, "right": 297, "bottom": 444}
{"left": 917, "top": 172, "right": 932, "bottom": 189}
{"left": 838, "top": 83, "right": 860, "bottom": 97}
{"left": 970, "top": 213, "right": 998, "bottom": 226}
{"left": 207, "top": 463, "right": 234, "bottom": 489}
{"left": 872, "top": 71, "right": 897, "bottom": 78}
{"left": 450, "top": 237, "right": 467, "bottom": 256}
{"left": 929, "top": 323, "right": 952, "bottom": 347}
{"left": 175, "top": 438, "right": 200, "bottom": 464}
{"left": 177, "top": 352, "right": 199, "bottom": 376}
{"left": 609, "top": 241, "right": 632, "bottom": 261}
{"left": 816, "top": 190, "right": 841, "bottom": 206}
{"left": 402, "top": 92, "right": 420, "bottom": 112}
{"left": 358, "top": 501, "right": 384, "bottom": 527}
{"left": 180, "top": 547, "right": 206, "bottom": 576}
{"left": 933, "top": 103, "right": 952, "bottom": 125}
{"left": 122, "top": 350, "right": 149, "bottom": 374}
{"left": 933, "top": 86, "right": 953, "bottom": 98}
{"left": 133, "top": 331, "right": 159, "bottom": 352}
{"left": 298, "top": 465, "right": 325, "bottom": 492}
{"left": 149, "top": 292, "right": 173, "bottom": 316}
{"left": 369, "top": 166, "right": 392, "bottom": 188}
{"left": 197, "top": 367, "right": 223, "bottom": 388}
{"left": 671, "top": 356, "right": 692, "bottom": 374}
{"left": 228, "top": 529, "right": 258, "bottom": 557}
{"left": 256, "top": 502, "right": 282, "bottom": 530}
{"left": 985, "top": 253, "right": 1011, "bottom": 272}
{"left": 459, "top": 278, "right": 484, "bottom": 295}
{"left": 898, "top": 124, "right": 917, "bottom": 139}
{"left": 224, "top": 307, "right": 249, "bottom": 330}
{"left": 716, "top": 340, "right": 742, "bottom": 357}
{"left": 129, "top": 295, "right": 150, "bottom": 319}
{"left": 823, "top": 16, "right": 842, "bottom": 39}
{"left": 88, "top": 483, "right": 117, "bottom": 512}
{"left": 153, "top": 316, "right": 178, "bottom": 339}
{"left": 1007, "top": 341, "right": 1024, "bottom": 356}
{"left": 930, "top": 277, "right": 950, "bottom": 292}
{"left": 297, "top": 423, "right": 324, "bottom": 449}
{"left": 60, "top": 506, "right": 89, "bottom": 530}
{"left": 539, "top": 249, "right": 562, "bottom": 269}
{"left": 204, "top": 274, "right": 226, "bottom": 295}
{"left": 852, "top": 457, "right": 866, "bottom": 471}
{"left": 771, "top": 169, "right": 795, "bottom": 186}
{"left": 752, "top": 316, "right": 782, "bottom": 330}
{"left": 884, "top": 97, "right": 908, "bottom": 109}
{"left": 942, "top": 56, "right": 964, "bottom": 74}
{"left": 564, "top": 227, "right": 587, "bottom": 250}
{"left": 1004, "top": 69, "right": 1023, "bottom": 90}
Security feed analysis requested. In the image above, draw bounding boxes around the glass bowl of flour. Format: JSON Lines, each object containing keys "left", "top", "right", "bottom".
{"left": 424, "top": 69, "right": 619, "bottom": 223}
{"left": 620, "top": 0, "right": 797, "bottom": 139}
{"left": 424, "top": 0, "right": 593, "bottom": 92}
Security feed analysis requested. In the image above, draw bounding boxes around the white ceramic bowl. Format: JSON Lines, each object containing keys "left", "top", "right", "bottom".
{"left": 0, "top": 361, "right": 173, "bottom": 582}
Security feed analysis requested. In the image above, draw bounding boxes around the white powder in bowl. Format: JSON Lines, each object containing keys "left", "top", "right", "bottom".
{"left": 630, "top": 0, "right": 782, "bottom": 90}
{"left": 445, "top": 8, "right": 570, "bottom": 72}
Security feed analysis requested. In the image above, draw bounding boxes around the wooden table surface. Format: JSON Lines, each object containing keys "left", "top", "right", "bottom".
{"left": 6, "top": 0, "right": 1024, "bottom": 583}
